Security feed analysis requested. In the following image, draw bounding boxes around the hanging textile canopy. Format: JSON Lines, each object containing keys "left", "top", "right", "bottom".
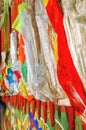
{"left": 0, "top": 0, "right": 86, "bottom": 126}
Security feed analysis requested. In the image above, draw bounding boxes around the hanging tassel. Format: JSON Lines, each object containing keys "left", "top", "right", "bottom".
{"left": 22, "top": 96, "right": 25, "bottom": 113}
{"left": 18, "top": 94, "right": 21, "bottom": 110}
{"left": 14, "top": 95, "right": 17, "bottom": 108}
{"left": 2, "top": 95, "right": 8, "bottom": 104}
{"left": 13, "top": 96, "right": 16, "bottom": 107}
{"left": 42, "top": 102, "right": 47, "bottom": 122}
{"left": 9, "top": 96, "right": 11, "bottom": 106}
{"left": 19, "top": 95, "right": 23, "bottom": 110}
{"left": 13, "top": 95, "right": 16, "bottom": 108}
{"left": 49, "top": 101, "right": 55, "bottom": 126}
{"left": 28, "top": 101, "right": 30, "bottom": 114}
{"left": 82, "top": 121, "right": 86, "bottom": 130}
{"left": 19, "top": 94, "right": 23, "bottom": 110}
{"left": 66, "top": 106, "right": 75, "bottom": 130}
{"left": 31, "top": 99, "right": 36, "bottom": 117}
{"left": 16, "top": 95, "right": 19, "bottom": 109}
{"left": 24, "top": 98, "right": 27, "bottom": 114}
{"left": 36, "top": 100, "right": 41, "bottom": 120}
{"left": 10, "top": 96, "right": 13, "bottom": 106}
{"left": 11, "top": 96, "right": 13, "bottom": 107}
{"left": 28, "top": 95, "right": 34, "bottom": 114}
{"left": 12, "top": 96, "right": 14, "bottom": 106}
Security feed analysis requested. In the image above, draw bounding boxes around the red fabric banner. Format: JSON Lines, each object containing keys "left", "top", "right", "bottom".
{"left": 46, "top": 0, "right": 86, "bottom": 115}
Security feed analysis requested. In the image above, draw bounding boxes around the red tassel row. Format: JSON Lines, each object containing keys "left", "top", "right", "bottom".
{"left": 2, "top": 95, "right": 57, "bottom": 126}
{"left": 31, "top": 99, "right": 36, "bottom": 117}
{"left": 42, "top": 102, "right": 47, "bottom": 122}
{"left": 36, "top": 100, "right": 41, "bottom": 119}
{"left": 49, "top": 101, "right": 55, "bottom": 126}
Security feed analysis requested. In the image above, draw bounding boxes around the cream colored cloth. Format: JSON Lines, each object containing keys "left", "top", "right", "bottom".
{"left": 21, "top": 0, "right": 66, "bottom": 102}
{"left": 61, "top": 0, "right": 86, "bottom": 92}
